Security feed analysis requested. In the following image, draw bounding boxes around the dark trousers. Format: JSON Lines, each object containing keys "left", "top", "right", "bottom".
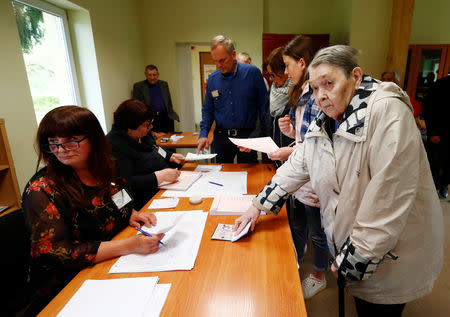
{"left": 212, "top": 130, "right": 257, "bottom": 163}
{"left": 152, "top": 110, "right": 174, "bottom": 133}
{"left": 426, "top": 137, "right": 449, "bottom": 189}
{"left": 354, "top": 297, "right": 406, "bottom": 317}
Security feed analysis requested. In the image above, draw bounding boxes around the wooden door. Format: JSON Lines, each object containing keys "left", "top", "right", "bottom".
{"left": 199, "top": 52, "right": 217, "bottom": 104}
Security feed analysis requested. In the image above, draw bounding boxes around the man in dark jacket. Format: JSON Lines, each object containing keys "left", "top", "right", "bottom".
{"left": 132, "top": 65, "right": 179, "bottom": 135}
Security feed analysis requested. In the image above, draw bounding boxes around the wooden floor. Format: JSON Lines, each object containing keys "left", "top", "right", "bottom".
{"left": 299, "top": 198, "right": 450, "bottom": 317}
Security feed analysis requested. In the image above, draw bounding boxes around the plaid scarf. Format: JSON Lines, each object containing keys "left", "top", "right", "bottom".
{"left": 289, "top": 85, "right": 320, "bottom": 142}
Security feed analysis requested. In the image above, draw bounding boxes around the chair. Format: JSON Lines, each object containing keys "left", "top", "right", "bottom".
{"left": 0, "top": 209, "right": 31, "bottom": 316}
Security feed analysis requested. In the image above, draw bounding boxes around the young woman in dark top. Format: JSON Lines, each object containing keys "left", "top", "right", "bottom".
{"left": 22, "top": 106, "right": 163, "bottom": 313}
{"left": 107, "top": 99, "right": 185, "bottom": 209}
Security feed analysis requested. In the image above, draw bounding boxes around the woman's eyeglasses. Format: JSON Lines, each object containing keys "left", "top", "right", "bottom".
{"left": 44, "top": 136, "right": 89, "bottom": 153}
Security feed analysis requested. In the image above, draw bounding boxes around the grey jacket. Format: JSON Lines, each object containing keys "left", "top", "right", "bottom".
{"left": 132, "top": 79, "right": 179, "bottom": 122}
{"left": 254, "top": 80, "right": 443, "bottom": 304}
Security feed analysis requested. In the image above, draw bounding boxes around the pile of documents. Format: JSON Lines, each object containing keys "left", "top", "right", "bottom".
{"left": 209, "top": 194, "right": 256, "bottom": 215}
{"left": 57, "top": 277, "right": 170, "bottom": 317}
{"left": 158, "top": 171, "right": 202, "bottom": 191}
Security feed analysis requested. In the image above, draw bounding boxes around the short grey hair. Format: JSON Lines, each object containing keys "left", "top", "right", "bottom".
{"left": 381, "top": 69, "right": 400, "bottom": 84}
{"left": 237, "top": 52, "right": 251, "bottom": 63}
{"left": 211, "top": 35, "right": 235, "bottom": 54}
{"left": 308, "top": 45, "right": 361, "bottom": 78}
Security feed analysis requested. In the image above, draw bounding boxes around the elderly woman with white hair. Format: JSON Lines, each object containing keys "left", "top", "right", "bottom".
{"left": 234, "top": 45, "right": 443, "bottom": 316}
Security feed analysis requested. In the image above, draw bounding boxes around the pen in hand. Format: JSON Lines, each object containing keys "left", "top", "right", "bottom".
{"left": 135, "top": 227, "right": 165, "bottom": 245}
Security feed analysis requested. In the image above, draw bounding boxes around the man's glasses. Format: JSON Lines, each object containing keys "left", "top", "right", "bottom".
{"left": 44, "top": 136, "right": 88, "bottom": 153}
{"left": 267, "top": 72, "right": 280, "bottom": 79}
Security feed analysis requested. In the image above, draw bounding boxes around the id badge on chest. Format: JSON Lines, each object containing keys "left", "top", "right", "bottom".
{"left": 157, "top": 146, "right": 167, "bottom": 158}
{"left": 111, "top": 189, "right": 132, "bottom": 209}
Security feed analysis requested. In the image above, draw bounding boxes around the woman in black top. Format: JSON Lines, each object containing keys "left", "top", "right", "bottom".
{"left": 107, "top": 99, "right": 185, "bottom": 209}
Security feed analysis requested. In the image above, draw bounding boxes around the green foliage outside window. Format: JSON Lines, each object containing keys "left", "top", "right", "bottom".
{"left": 12, "top": 1, "right": 44, "bottom": 54}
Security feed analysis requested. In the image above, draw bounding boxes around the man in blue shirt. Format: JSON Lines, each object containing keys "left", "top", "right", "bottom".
{"left": 132, "top": 65, "right": 179, "bottom": 137}
{"left": 197, "top": 35, "right": 268, "bottom": 163}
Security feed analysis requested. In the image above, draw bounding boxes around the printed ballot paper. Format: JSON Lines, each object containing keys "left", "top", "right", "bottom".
{"left": 57, "top": 277, "right": 170, "bottom": 317}
{"left": 158, "top": 171, "right": 202, "bottom": 191}
{"left": 228, "top": 136, "right": 279, "bottom": 154}
{"left": 185, "top": 152, "right": 217, "bottom": 161}
{"left": 110, "top": 211, "right": 207, "bottom": 273}
{"left": 211, "top": 222, "right": 252, "bottom": 242}
{"left": 209, "top": 194, "right": 256, "bottom": 215}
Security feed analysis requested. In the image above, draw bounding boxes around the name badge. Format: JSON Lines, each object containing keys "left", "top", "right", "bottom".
{"left": 157, "top": 146, "right": 167, "bottom": 158}
{"left": 212, "top": 90, "right": 219, "bottom": 98}
{"left": 111, "top": 189, "right": 132, "bottom": 209}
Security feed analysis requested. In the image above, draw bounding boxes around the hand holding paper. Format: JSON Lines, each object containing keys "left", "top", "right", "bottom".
{"left": 233, "top": 204, "right": 262, "bottom": 235}
{"left": 229, "top": 137, "right": 279, "bottom": 154}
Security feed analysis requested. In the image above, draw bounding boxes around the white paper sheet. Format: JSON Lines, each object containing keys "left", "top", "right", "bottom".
{"left": 185, "top": 152, "right": 217, "bottom": 161}
{"left": 209, "top": 194, "right": 256, "bottom": 215}
{"left": 194, "top": 164, "right": 223, "bottom": 172}
{"left": 229, "top": 136, "right": 279, "bottom": 154}
{"left": 139, "top": 213, "right": 182, "bottom": 234}
{"left": 161, "top": 171, "right": 247, "bottom": 197}
{"left": 158, "top": 171, "right": 202, "bottom": 191}
{"left": 148, "top": 198, "right": 179, "bottom": 209}
{"left": 57, "top": 277, "right": 159, "bottom": 317}
{"left": 170, "top": 135, "right": 184, "bottom": 142}
{"left": 144, "top": 284, "right": 171, "bottom": 317}
{"left": 110, "top": 211, "right": 208, "bottom": 273}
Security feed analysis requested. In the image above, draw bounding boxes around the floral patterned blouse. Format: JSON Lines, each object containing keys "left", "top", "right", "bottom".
{"left": 22, "top": 168, "right": 133, "bottom": 296}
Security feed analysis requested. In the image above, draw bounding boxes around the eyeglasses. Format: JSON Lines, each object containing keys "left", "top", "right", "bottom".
{"left": 44, "top": 136, "right": 88, "bottom": 153}
{"left": 267, "top": 72, "right": 281, "bottom": 79}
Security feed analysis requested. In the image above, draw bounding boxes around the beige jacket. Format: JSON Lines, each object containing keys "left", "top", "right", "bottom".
{"left": 254, "top": 80, "right": 443, "bottom": 304}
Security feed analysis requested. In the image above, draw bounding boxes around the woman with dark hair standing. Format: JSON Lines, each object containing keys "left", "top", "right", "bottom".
{"left": 107, "top": 99, "right": 185, "bottom": 209}
{"left": 22, "top": 106, "right": 163, "bottom": 314}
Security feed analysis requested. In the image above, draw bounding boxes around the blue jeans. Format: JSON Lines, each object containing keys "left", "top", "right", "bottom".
{"left": 287, "top": 198, "right": 329, "bottom": 272}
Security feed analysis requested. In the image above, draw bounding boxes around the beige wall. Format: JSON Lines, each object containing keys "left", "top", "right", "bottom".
{"left": 349, "top": 0, "right": 393, "bottom": 79}
{"left": 410, "top": 0, "right": 450, "bottom": 44}
{"left": 137, "top": 0, "right": 264, "bottom": 130}
{"left": 0, "top": 0, "right": 39, "bottom": 191}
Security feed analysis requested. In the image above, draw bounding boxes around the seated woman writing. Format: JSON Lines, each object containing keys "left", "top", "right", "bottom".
{"left": 22, "top": 106, "right": 163, "bottom": 314}
{"left": 107, "top": 99, "right": 185, "bottom": 210}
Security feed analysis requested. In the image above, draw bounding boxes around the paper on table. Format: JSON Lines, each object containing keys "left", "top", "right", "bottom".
{"left": 210, "top": 194, "right": 256, "bottom": 215}
{"left": 139, "top": 213, "right": 182, "bottom": 234}
{"left": 186, "top": 152, "right": 217, "bottom": 161}
{"left": 229, "top": 137, "right": 279, "bottom": 154}
{"left": 162, "top": 171, "right": 247, "bottom": 198}
{"left": 194, "top": 164, "right": 223, "bottom": 172}
{"left": 158, "top": 171, "right": 202, "bottom": 191}
{"left": 211, "top": 222, "right": 252, "bottom": 242}
{"left": 144, "top": 284, "right": 171, "bottom": 317}
{"left": 170, "top": 135, "right": 184, "bottom": 141}
{"left": 57, "top": 277, "right": 159, "bottom": 317}
{"left": 110, "top": 211, "right": 207, "bottom": 273}
{"left": 148, "top": 198, "right": 179, "bottom": 209}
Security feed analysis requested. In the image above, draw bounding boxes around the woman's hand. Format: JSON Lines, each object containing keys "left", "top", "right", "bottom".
{"left": 130, "top": 233, "right": 165, "bottom": 254}
{"left": 331, "top": 263, "right": 338, "bottom": 278}
{"left": 170, "top": 153, "right": 186, "bottom": 164}
{"left": 155, "top": 168, "right": 181, "bottom": 184}
{"left": 238, "top": 146, "right": 252, "bottom": 153}
{"left": 269, "top": 147, "right": 294, "bottom": 161}
{"left": 278, "top": 115, "right": 295, "bottom": 138}
{"left": 129, "top": 209, "right": 157, "bottom": 228}
{"left": 233, "top": 205, "right": 261, "bottom": 235}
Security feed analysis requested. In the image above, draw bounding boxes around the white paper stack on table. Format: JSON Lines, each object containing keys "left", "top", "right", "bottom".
{"left": 170, "top": 134, "right": 184, "bottom": 142}
{"left": 162, "top": 171, "right": 247, "bottom": 198}
{"left": 57, "top": 276, "right": 170, "bottom": 317}
{"left": 209, "top": 194, "right": 257, "bottom": 215}
{"left": 186, "top": 152, "right": 217, "bottom": 161}
{"left": 110, "top": 211, "right": 207, "bottom": 273}
{"left": 148, "top": 197, "right": 179, "bottom": 209}
{"left": 228, "top": 136, "right": 279, "bottom": 154}
{"left": 194, "top": 164, "right": 223, "bottom": 172}
{"left": 158, "top": 171, "right": 202, "bottom": 191}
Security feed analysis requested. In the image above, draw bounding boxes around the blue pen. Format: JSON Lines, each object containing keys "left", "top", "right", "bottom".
{"left": 135, "top": 227, "right": 165, "bottom": 245}
{"left": 209, "top": 181, "right": 223, "bottom": 186}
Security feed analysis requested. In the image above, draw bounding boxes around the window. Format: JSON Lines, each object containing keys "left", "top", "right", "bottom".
{"left": 12, "top": 0, "right": 80, "bottom": 123}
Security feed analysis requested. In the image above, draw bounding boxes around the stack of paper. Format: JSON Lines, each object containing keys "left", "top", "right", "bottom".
{"left": 209, "top": 194, "right": 256, "bottom": 215}
{"left": 194, "top": 164, "right": 223, "bottom": 172}
{"left": 57, "top": 277, "right": 171, "bottom": 317}
{"left": 170, "top": 134, "right": 184, "bottom": 142}
{"left": 110, "top": 211, "right": 207, "bottom": 273}
{"left": 162, "top": 171, "right": 247, "bottom": 198}
{"left": 158, "top": 171, "right": 202, "bottom": 191}
{"left": 228, "top": 136, "right": 279, "bottom": 154}
{"left": 185, "top": 152, "right": 217, "bottom": 161}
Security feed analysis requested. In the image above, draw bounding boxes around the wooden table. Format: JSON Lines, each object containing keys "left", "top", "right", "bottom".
{"left": 156, "top": 131, "right": 213, "bottom": 149}
{"left": 38, "top": 163, "right": 307, "bottom": 317}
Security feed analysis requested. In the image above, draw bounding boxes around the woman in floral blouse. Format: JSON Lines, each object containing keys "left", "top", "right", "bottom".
{"left": 22, "top": 106, "right": 163, "bottom": 313}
